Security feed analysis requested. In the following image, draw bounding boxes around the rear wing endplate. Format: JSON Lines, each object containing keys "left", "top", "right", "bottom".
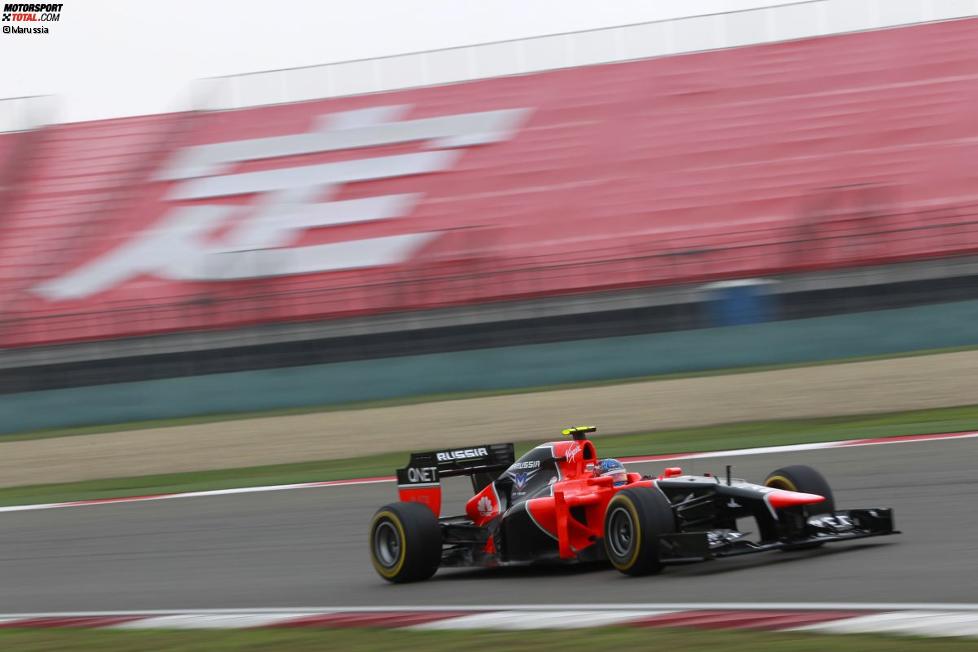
{"left": 396, "top": 443, "right": 515, "bottom": 516}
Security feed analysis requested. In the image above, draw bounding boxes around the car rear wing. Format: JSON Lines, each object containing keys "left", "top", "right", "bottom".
{"left": 396, "top": 443, "right": 515, "bottom": 517}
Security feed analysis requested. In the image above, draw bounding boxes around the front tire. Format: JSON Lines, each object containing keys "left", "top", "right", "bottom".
{"left": 604, "top": 487, "right": 676, "bottom": 576}
{"left": 370, "top": 502, "right": 441, "bottom": 583}
{"left": 764, "top": 464, "right": 835, "bottom": 549}
{"left": 764, "top": 464, "right": 835, "bottom": 515}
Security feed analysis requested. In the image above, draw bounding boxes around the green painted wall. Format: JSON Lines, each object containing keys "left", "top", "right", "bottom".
{"left": 2, "top": 299, "right": 976, "bottom": 435}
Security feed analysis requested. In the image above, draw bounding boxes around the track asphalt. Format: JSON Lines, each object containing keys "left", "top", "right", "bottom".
{"left": 0, "top": 436, "right": 975, "bottom": 613}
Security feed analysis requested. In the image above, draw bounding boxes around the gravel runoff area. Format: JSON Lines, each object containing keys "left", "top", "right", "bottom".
{"left": 1, "top": 350, "right": 976, "bottom": 488}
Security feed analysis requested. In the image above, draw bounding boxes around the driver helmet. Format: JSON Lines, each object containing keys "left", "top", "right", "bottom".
{"left": 597, "top": 458, "right": 628, "bottom": 486}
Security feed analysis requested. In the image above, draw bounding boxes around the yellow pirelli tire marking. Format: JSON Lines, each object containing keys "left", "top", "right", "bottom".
{"left": 765, "top": 475, "right": 798, "bottom": 491}
{"left": 607, "top": 494, "right": 642, "bottom": 572}
{"left": 370, "top": 510, "right": 407, "bottom": 579}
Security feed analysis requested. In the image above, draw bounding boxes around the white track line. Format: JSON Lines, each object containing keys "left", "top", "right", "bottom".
{"left": 112, "top": 613, "right": 317, "bottom": 629}
{"left": 621, "top": 431, "right": 978, "bottom": 464}
{"left": 0, "top": 431, "right": 974, "bottom": 514}
{"left": 792, "top": 610, "right": 978, "bottom": 637}
{"left": 410, "top": 610, "right": 672, "bottom": 630}
{"left": 4, "top": 604, "right": 978, "bottom": 617}
{"left": 1, "top": 606, "right": 977, "bottom": 636}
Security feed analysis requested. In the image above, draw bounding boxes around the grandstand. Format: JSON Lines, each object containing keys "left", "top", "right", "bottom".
{"left": 1, "top": 7, "right": 977, "bottom": 398}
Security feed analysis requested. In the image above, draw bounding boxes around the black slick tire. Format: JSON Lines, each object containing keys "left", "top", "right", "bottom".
{"left": 604, "top": 487, "right": 676, "bottom": 576}
{"left": 369, "top": 502, "right": 441, "bottom": 583}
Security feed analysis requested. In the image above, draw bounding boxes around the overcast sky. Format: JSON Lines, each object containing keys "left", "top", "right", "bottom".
{"left": 0, "top": 0, "right": 783, "bottom": 123}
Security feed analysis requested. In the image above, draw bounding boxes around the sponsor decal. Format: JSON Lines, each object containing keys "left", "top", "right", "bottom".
{"left": 477, "top": 495, "right": 495, "bottom": 517}
{"left": 405, "top": 466, "right": 437, "bottom": 484}
{"left": 436, "top": 447, "right": 488, "bottom": 462}
{"left": 467, "top": 483, "right": 500, "bottom": 524}
{"left": 809, "top": 514, "right": 854, "bottom": 531}
{"left": 565, "top": 443, "right": 581, "bottom": 464}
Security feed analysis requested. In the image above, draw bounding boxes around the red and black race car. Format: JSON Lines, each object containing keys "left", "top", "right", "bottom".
{"left": 369, "top": 426, "right": 897, "bottom": 582}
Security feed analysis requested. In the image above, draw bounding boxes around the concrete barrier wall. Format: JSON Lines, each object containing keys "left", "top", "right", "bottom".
{"left": 2, "top": 299, "right": 977, "bottom": 435}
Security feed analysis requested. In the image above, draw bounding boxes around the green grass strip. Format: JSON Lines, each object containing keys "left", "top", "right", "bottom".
{"left": 0, "top": 625, "right": 975, "bottom": 651}
{"left": 0, "top": 403, "right": 974, "bottom": 508}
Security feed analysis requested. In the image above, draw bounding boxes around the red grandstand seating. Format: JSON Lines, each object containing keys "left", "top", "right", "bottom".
{"left": 0, "top": 114, "right": 186, "bottom": 315}
{"left": 1, "top": 18, "right": 978, "bottom": 346}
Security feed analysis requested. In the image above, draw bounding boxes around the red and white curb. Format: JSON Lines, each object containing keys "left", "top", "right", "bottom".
{"left": 2, "top": 605, "right": 978, "bottom": 637}
{"left": 0, "top": 430, "right": 975, "bottom": 514}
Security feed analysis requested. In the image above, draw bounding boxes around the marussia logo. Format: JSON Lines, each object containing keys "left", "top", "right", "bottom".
{"left": 510, "top": 470, "right": 538, "bottom": 493}
{"left": 34, "top": 104, "right": 531, "bottom": 301}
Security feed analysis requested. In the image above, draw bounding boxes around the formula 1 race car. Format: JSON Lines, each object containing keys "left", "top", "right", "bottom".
{"left": 369, "top": 426, "right": 898, "bottom": 582}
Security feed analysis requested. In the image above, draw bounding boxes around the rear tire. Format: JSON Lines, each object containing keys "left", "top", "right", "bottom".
{"left": 604, "top": 487, "right": 676, "bottom": 576}
{"left": 370, "top": 502, "right": 441, "bottom": 583}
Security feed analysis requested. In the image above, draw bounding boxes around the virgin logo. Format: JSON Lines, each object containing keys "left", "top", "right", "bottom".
{"left": 34, "top": 104, "right": 530, "bottom": 301}
{"left": 565, "top": 443, "right": 581, "bottom": 464}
